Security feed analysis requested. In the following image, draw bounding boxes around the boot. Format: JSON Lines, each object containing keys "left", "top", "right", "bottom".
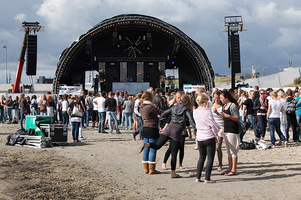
{"left": 148, "top": 162, "right": 161, "bottom": 175}
{"left": 142, "top": 161, "right": 149, "bottom": 174}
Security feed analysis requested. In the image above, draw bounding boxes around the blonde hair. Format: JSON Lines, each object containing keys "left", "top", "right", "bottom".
{"left": 277, "top": 90, "right": 286, "bottom": 99}
{"left": 196, "top": 93, "right": 209, "bottom": 107}
{"left": 270, "top": 91, "right": 278, "bottom": 98}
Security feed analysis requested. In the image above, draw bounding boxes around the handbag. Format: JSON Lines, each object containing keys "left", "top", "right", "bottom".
{"left": 72, "top": 106, "right": 83, "bottom": 117}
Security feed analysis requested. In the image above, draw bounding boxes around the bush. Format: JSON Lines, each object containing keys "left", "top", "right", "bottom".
{"left": 293, "top": 77, "right": 301, "bottom": 85}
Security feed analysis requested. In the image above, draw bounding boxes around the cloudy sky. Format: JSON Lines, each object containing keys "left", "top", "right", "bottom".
{"left": 0, "top": 0, "right": 301, "bottom": 84}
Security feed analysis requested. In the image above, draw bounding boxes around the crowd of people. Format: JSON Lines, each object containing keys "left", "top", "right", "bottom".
{"left": 137, "top": 85, "right": 301, "bottom": 183}
{"left": 1, "top": 85, "right": 301, "bottom": 182}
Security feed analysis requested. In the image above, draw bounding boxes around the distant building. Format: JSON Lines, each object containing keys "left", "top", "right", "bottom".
{"left": 37, "top": 76, "right": 53, "bottom": 84}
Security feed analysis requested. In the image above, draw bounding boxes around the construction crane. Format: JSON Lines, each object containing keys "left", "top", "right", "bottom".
{"left": 12, "top": 21, "right": 43, "bottom": 93}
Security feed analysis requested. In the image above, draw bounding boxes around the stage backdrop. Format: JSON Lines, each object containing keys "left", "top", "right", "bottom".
{"left": 112, "top": 82, "right": 149, "bottom": 95}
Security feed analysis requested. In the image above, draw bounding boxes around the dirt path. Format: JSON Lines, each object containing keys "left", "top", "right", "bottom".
{"left": 1, "top": 124, "right": 301, "bottom": 199}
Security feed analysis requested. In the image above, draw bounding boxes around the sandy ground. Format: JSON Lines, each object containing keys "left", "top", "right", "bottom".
{"left": 0, "top": 123, "right": 301, "bottom": 200}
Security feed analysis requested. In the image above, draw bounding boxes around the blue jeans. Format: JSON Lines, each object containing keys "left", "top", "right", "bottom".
{"left": 296, "top": 114, "right": 301, "bottom": 140}
{"left": 241, "top": 114, "right": 260, "bottom": 141}
{"left": 86, "top": 107, "right": 93, "bottom": 127}
{"left": 62, "top": 111, "right": 69, "bottom": 125}
{"left": 133, "top": 116, "right": 143, "bottom": 139}
{"left": 124, "top": 113, "right": 132, "bottom": 130}
{"left": 121, "top": 111, "right": 125, "bottom": 126}
{"left": 7, "top": 107, "right": 12, "bottom": 121}
{"left": 71, "top": 121, "right": 80, "bottom": 141}
{"left": 268, "top": 118, "right": 286, "bottom": 145}
{"left": 143, "top": 137, "right": 159, "bottom": 162}
{"left": 31, "top": 108, "right": 38, "bottom": 116}
{"left": 58, "top": 109, "right": 62, "bottom": 122}
{"left": 98, "top": 112, "right": 106, "bottom": 133}
{"left": 107, "top": 111, "right": 120, "bottom": 133}
{"left": 20, "top": 112, "right": 27, "bottom": 130}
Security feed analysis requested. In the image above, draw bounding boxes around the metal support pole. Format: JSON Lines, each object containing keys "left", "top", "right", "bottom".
{"left": 3, "top": 46, "right": 7, "bottom": 84}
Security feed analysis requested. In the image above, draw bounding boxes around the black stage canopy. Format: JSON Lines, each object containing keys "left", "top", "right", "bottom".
{"left": 53, "top": 14, "right": 215, "bottom": 93}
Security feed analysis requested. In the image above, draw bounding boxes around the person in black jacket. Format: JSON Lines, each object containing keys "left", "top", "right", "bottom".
{"left": 253, "top": 89, "right": 268, "bottom": 140}
{"left": 140, "top": 94, "right": 196, "bottom": 178}
{"left": 286, "top": 89, "right": 298, "bottom": 142}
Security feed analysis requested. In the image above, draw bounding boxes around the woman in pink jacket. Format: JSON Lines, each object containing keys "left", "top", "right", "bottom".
{"left": 193, "top": 93, "right": 220, "bottom": 183}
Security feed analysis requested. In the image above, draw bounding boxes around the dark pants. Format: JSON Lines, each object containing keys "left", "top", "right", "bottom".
{"left": 286, "top": 113, "right": 298, "bottom": 141}
{"left": 163, "top": 135, "right": 186, "bottom": 165}
{"left": 196, "top": 138, "right": 216, "bottom": 181}
{"left": 257, "top": 114, "right": 267, "bottom": 138}
{"left": 150, "top": 134, "right": 180, "bottom": 170}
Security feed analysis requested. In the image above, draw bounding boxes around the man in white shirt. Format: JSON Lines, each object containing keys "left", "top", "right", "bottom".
{"left": 94, "top": 91, "right": 107, "bottom": 133}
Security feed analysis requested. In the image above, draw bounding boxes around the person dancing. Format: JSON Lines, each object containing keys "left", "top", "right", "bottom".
{"left": 139, "top": 92, "right": 162, "bottom": 174}
{"left": 140, "top": 94, "right": 196, "bottom": 178}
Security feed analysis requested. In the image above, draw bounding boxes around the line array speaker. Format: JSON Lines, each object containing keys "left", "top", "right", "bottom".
{"left": 26, "top": 35, "right": 37, "bottom": 75}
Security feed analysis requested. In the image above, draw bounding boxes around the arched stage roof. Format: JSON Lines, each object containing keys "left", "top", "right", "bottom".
{"left": 53, "top": 14, "right": 215, "bottom": 93}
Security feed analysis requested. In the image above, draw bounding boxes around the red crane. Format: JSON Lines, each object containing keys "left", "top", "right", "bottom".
{"left": 12, "top": 22, "right": 43, "bottom": 93}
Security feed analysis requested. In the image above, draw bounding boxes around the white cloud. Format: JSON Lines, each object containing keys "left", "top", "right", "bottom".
{"left": 14, "top": 13, "right": 27, "bottom": 22}
{"left": 254, "top": 2, "right": 278, "bottom": 22}
{"left": 269, "top": 27, "right": 301, "bottom": 49}
{"left": 0, "top": 29, "right": 13, "bottom": 40}
{"left": 0, "top": 0, "right": 298, "bottom": 84}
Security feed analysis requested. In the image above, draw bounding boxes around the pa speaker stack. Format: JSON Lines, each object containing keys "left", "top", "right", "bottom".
{"left": 26, "top": 35, "right": 37, "bottom": 75}
{"left": 229, "top": 34, "right": 241, "bottom": 73}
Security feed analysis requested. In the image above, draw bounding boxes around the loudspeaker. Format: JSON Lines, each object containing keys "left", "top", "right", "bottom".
{"left": 229, "top": 34, "right": 241, "bottom": 73}
{"left": 26, "top": 35, "right": 37, "bottom": 75}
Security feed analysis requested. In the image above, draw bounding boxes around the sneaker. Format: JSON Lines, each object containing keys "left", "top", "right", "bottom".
{"left": 194, "top": 146, "right": 198, "bottom": 150}
{"left": 80, "top": 137, "right": 86, "bottom": 140}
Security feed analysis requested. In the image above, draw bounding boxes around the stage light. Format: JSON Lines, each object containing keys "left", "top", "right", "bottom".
{"left": 171, "top": 61, "right": 175, "bottom": 65}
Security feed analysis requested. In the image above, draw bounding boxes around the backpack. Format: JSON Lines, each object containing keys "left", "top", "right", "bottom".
{"left": 240, "top": 139, "right": 256, "bottom": 150}
{"left": 6, "top": 129, "right": 26, "bottom": 146}
{"left": 286, "top": 99, "right": 296, "bottom": 114}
